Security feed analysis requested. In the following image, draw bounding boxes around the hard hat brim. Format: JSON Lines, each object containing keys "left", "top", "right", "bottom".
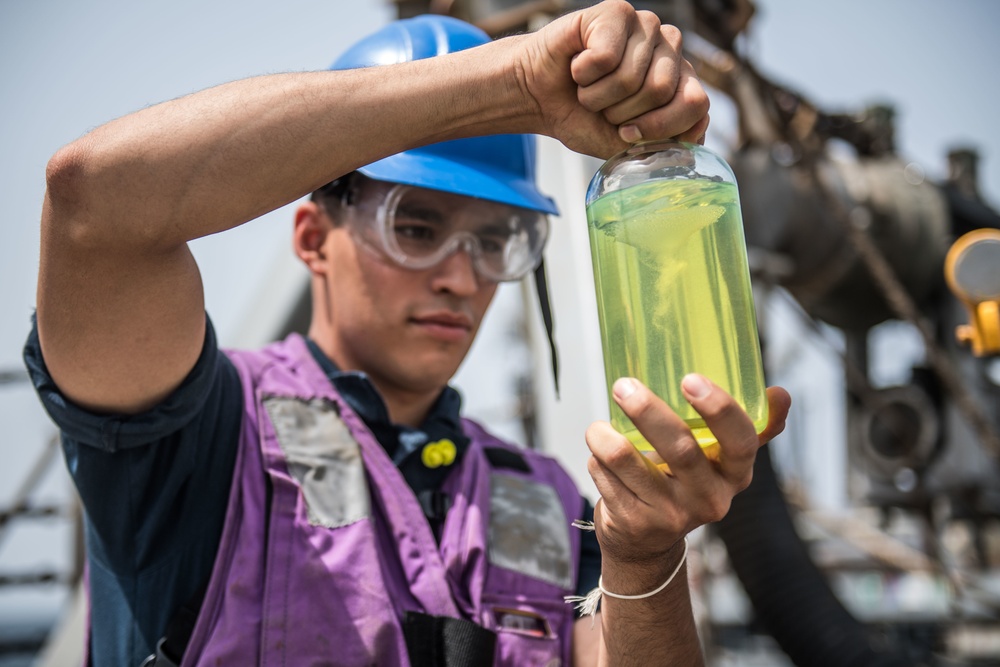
{"left": 358, "top": 151, "right": 560, "bottom": 216}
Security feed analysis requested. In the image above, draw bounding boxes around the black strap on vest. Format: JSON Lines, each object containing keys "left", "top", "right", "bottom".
{"left": 483, "top": 446, "right": 531, "bottom": 473}
{"left": 403, "top": 611, "right": 497, "bottom": 667}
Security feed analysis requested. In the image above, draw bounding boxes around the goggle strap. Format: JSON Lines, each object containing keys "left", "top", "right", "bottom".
{"left": 533, "top": 260, "right": 559, "bottom": 398}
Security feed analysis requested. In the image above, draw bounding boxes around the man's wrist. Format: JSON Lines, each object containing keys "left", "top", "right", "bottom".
{"left": 599, "top": 536, "right": 688, "bottom": 597}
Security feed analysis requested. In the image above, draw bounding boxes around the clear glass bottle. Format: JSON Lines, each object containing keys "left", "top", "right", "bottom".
{"left": 585, "top": 140, "right": 767, "bottom": 453}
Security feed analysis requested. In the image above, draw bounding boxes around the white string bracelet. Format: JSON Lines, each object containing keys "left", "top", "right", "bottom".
{"left": 565, "top": 531, "right": 689, "bottom": 618}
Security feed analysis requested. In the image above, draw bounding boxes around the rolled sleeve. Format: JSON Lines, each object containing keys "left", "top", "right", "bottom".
{"left": 24, "top": 314, "right": 224, "bottom": 452}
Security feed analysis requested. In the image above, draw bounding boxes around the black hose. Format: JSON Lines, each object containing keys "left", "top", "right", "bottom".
{"left": 715, "top": 444, "right": 913, "bottom": 667}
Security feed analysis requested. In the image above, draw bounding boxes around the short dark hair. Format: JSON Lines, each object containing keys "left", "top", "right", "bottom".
{"left": 310, "top": 171, "right": 360, "bottom": 208}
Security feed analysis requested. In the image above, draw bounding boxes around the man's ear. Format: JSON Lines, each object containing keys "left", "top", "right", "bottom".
{"left": 294, "top": 201, "right": 333, "bottom": 274}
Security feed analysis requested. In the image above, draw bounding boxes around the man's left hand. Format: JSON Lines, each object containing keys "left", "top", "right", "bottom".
{"left": 585, "top": 375, "right": 791, "bottom": 575}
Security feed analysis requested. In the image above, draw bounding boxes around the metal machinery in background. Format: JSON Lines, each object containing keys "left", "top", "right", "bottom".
{"left": 686, "top": 4, "right": 1000, "bottom": 664}
{"left": 396, "top": 1, "right": 1000, "bottom": 665}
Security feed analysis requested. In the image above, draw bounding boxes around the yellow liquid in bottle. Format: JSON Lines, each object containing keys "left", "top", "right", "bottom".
{"left": 586, "top": 178, "right": 768, "bottom": 451}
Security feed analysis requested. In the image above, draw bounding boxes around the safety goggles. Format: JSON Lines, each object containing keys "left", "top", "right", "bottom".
{"left": 338, "top": 179, "right": 550, "bottom": 283}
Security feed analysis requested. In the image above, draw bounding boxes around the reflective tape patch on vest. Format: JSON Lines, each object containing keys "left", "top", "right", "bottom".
{"left": 488, "top": 473, "right": 572, "bottom": 589}
{"left": 263, "top": 396, "right": 370, "bottom": 528}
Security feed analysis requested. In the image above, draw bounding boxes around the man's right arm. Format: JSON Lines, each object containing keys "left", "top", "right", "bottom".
{"left": 36, "top": 0, "right": 709, "bottom": 414}
{"left": 38, "top": 66, "right": 523, "bottom": 415}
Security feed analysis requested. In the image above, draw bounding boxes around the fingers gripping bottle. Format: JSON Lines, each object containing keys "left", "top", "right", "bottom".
{"left": 585, "top": 140, "right": 768, "bottom": 453}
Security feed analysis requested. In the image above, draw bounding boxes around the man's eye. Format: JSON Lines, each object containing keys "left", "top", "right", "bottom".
{"left": 395, "top": 223, "right": 437, "bottom": 244}
{"left": 478, "top": 235, "right": 507, "bottom": 254}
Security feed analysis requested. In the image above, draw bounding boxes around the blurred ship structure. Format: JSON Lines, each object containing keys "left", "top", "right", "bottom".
{"left": 0, "top": 370, "right": 83, "bottom": 667}
{"left": 681, "top": 2, "right": 1000, "bottom": 664}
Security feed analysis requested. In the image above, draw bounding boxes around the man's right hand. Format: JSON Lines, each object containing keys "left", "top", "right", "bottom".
{"left": 513, "top": 0, "right": 710, "bottom": 159}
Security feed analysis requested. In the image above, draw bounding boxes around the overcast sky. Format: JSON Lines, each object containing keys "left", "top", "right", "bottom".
{"left": 1, "top": 0, "right": 998, "bottom": 626}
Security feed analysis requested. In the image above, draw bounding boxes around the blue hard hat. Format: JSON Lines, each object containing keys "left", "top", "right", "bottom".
{"left": 331, "top": 15, "right": 559, "bottom": 216}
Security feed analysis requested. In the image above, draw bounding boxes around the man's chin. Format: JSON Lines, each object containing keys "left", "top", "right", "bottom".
{"left": 403, "top": 352, "right": 465, "bottom": 389}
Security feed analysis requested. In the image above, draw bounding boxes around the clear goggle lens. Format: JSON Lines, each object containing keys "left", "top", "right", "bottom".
{"left": 349, "top": 182, "right": 549, "bottom": 282}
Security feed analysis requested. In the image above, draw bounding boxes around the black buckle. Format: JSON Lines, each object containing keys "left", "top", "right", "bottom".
{"left": 417, "top": 489, "right": 452, "bottom": 523}
{"left": 139, "top": 638, "right": 180, "bottom": 667}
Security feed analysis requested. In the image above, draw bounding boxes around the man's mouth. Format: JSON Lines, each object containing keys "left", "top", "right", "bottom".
{"left": 410, "top": 311, "right": 474, "bottom": 341}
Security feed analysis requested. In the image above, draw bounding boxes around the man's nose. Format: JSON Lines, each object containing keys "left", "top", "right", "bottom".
{"left": 431, "top": 241, "right": 482, "bottom": 295}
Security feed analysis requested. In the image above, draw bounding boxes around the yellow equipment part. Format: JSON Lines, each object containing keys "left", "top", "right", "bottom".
{"left": 945, "top": 228, "right": 1000, "bottom": 356}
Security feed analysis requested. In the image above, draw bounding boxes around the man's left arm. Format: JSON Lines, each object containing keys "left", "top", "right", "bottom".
{"left": 573, "top": 376, "right": 791, "bottom": 666}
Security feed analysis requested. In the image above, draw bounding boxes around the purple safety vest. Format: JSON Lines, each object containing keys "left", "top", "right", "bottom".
{"left": 173, "top": 334, "right": 582, "bottom": 666}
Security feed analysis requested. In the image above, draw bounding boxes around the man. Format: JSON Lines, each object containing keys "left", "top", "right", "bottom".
{"left": 26, "top": 1, "right": 790, "bottom": 665}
